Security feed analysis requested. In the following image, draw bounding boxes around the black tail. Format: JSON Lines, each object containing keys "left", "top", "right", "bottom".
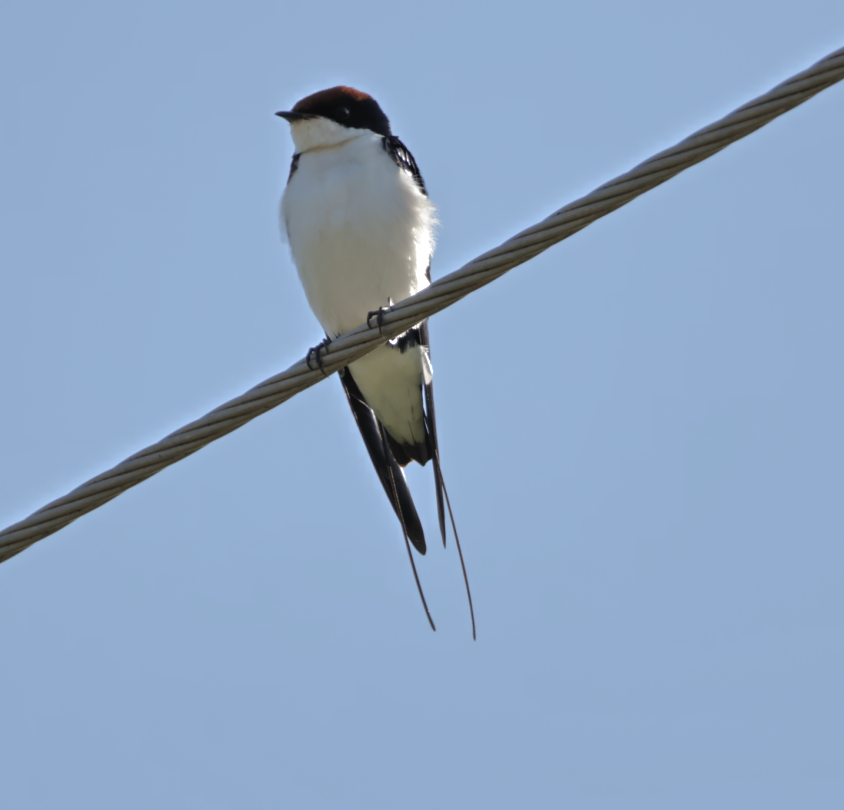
{"left": 420, "top": 321, "right": 447, "bottom": 547}
{"left": 420, "top": 322, "right": 476, "bottom": 640}
{"left": 340, "top": 325, "right": 475, "bottom": 639}
{"left": 378, "top": 421, "right": 436, "bottom": 633}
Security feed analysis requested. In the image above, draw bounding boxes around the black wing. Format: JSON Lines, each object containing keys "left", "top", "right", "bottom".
{"left": 418, "top": 320, "right": 447, "bottom": 547}
{"left": 330, "top": 136, "right": 434, "bottom": 555}
{"left": 382, "top": 135, "right": 428, "bottom": 196}
{"left": 339, "top": 368, "right": 427, "bottom": 555}
{"left": 344, "top": 136, "right": 473, "bottom": 632}
{"left": 381, "top": 135, "right": 448, "bottom": 546}
{"left": 287, "top": 153, "right": 300, "bottom": 183}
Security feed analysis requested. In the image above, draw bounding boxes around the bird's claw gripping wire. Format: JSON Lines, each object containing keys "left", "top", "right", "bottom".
{"left": 306, "top": 337, "right": 332, "bottom": 377}
{"left": 366, "top": 299, "right": 394, "bottom": 336}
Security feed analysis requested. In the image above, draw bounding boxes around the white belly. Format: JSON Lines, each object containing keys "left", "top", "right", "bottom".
{"left": 281, "top": 132, "right": 435, "bottom": 338}
{"left": 348, "top": 341, "right": 433, "bottom": 449}
{"left": 281, "top": 132, "right": 437, "bottom": 450}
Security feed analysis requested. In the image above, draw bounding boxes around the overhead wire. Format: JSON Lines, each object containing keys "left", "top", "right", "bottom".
{"left": 1, "top": 45, "right": 842, "bottom": 564}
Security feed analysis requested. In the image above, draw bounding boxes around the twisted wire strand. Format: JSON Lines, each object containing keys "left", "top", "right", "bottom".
{"left": 2, "top": 46, "right": 842, "bottom": 564}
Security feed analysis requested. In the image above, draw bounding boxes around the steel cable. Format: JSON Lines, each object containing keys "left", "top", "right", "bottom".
{"left": 2, "top": 45, "right": 842, "bottom": 564}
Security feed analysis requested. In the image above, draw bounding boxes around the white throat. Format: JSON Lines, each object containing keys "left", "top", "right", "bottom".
{"left": 289, "top": 117, "right": 368, "bottom": 153}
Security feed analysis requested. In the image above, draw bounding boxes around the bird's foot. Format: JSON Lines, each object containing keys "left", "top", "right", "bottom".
{"left": 366, "top": 299, "right": 394, "bottom": 336}
{"left": 306, "top": 337, "right": 332, "bottom": 377}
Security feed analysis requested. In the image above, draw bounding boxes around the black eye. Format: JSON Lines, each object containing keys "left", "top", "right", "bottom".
{"left": 335, "top": 106, "right": 350, "bottom": 120}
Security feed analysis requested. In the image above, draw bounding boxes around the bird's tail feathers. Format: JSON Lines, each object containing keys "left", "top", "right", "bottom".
{"left": 423, "top": 368, "right": 475, "bottom": 640}
{"left": 432, "top": 449, "right": 476, "bottom": 641}
{"left": 380, "top": 423, "right": 436, "bottom": 633}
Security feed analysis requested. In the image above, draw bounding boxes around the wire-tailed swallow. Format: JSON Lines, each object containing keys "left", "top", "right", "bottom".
{"left": 277, "top": 86, "right": 473, "bottom": 635}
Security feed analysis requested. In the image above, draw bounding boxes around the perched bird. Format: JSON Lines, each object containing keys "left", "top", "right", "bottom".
{"left": 277, "top": 86, "right": 473, "bottom": 635}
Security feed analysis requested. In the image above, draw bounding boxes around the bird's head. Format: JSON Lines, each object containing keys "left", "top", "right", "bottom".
{"left": 276, "top": 86, "right": 391, "bottom": 152}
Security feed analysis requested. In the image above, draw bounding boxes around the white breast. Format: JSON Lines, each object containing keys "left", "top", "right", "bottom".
{"left": 281, "top": 131, "right": 436, "bottom": 337}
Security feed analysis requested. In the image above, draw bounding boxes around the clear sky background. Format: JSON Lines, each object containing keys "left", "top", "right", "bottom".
{"left": 1, "top": 2, "right": 842, "bottom": 807}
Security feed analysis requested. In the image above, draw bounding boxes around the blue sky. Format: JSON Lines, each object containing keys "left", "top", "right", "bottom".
{"left": 1, "top": 1, "right": 843, "bottom": 807}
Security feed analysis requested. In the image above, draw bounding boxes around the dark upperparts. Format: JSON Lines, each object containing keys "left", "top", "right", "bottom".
{"left": 282, "top": 86, "right": 392, "bottom": 136}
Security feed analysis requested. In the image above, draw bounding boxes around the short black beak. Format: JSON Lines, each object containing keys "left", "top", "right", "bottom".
{"left": 275, "top": 111, "right": 316, "bottom": 123}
